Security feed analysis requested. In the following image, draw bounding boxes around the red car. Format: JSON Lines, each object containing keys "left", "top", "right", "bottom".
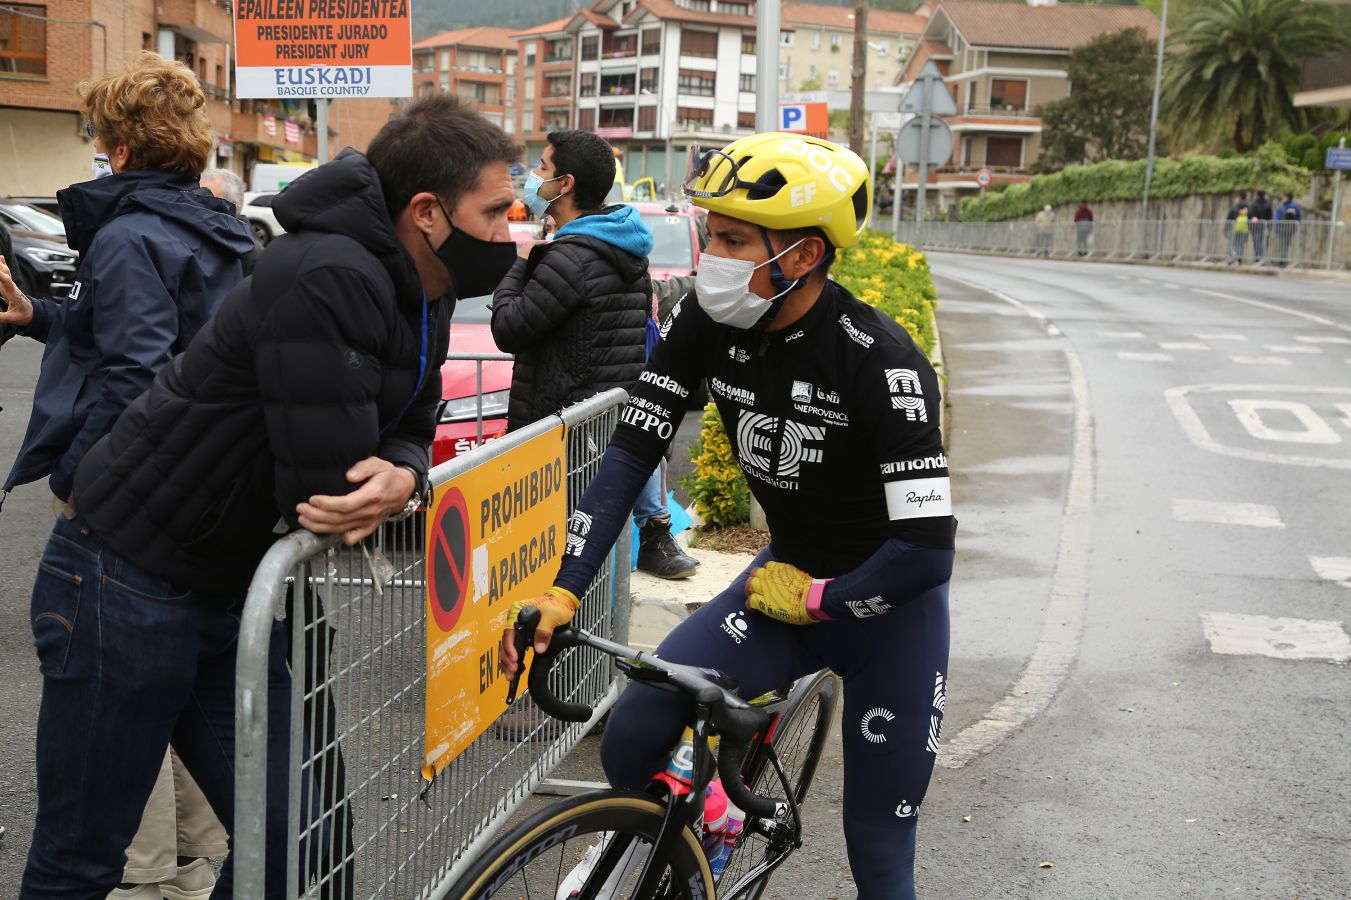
{"left": 432, "top": 203, "right": 704, "bottom": 466}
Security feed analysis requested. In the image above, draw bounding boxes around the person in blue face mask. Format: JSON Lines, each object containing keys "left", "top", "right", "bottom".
{"left": 493, "top": 130, "right": 699, "bottom": 579}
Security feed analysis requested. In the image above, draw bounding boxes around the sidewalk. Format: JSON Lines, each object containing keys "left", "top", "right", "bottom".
{"left": 626, "top": 545, "right": 757, "bottom": 651}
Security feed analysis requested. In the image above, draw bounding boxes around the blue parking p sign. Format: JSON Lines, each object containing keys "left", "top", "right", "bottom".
{"left": 780, "top": 105, "right": 805, "bottom": 131}
{"left": 1327, "top": 147, "right": 1351, "bottom": 171}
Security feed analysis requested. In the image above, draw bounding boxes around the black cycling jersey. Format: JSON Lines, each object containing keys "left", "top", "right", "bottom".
{"left": 555, "top": 279, "right": 954, "bottom": 596}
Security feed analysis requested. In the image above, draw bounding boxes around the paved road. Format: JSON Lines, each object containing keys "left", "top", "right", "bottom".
{"left": 3, "top": 255, "right": 1350, "bottom": 897}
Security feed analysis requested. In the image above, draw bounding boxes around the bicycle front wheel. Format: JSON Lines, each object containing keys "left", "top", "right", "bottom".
{"left": 447, "top": 790, "right": 713, "bottom": 900}
{"left": 717, "top": 668, "right": 841, "bottom": 900}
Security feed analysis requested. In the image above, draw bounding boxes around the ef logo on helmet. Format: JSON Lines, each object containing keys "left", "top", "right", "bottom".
{"left": 782, "top": 138, "right": 855, "bottom": 193}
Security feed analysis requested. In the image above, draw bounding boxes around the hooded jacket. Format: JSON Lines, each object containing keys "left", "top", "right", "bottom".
{"left": 491, "top": 204, "right": 652, "bottom": 431}
{"left": 72, "top": 150, "right": 450, "bottom": 596}
{"left": 3, "top": 170, "right": 255, "bottom": 501}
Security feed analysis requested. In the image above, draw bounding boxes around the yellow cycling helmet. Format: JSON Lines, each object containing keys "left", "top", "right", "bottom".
{"left": 683, "top": 132, "right": 872, "bottom": 249}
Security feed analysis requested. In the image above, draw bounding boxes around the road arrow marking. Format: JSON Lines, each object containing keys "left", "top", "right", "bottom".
{"left": 1310, "top": 557, "right": 1351, "bottom": 587}
{"left": 1201, "top": 612, "right": 1351, "bottom": 663}
{"left": 1173, "top": 499, "right": 1284, "bottom": 528}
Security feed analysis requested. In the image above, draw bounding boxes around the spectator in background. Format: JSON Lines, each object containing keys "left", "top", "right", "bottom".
{"left": 201, "top": 167, "right": 262, "bottom": 275}
{"left": 1249, "top": 189, "right": 1273, "bottom": 263}
{"left": 1073, "top": 200, "right": 1094, "bottom": 257}
{"left": 0, "top": 51, "right": 255, "bottom": 900}
{"left": 1274, "top": 192, "right": 1304, "bottom": 267}
{"left": 492, "top": 130, "right": 697, "bottom": 578}
{"left": 1226, "top": 191, "right": 1249, "bottom": 263}
{"left": 1034, "top": 204, "right": 1054, "bottom": 257}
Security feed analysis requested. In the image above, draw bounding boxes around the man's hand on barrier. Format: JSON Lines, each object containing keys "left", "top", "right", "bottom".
{"left": 298, "top": 456, "right": 416, "bottom": 545}
{"left": 0, "top": 255, "right": 34, "bottom": 328}
{"left": 745, "top": 561, "right": 831, "bottom": 626}
{"left": 499, "top": 587, "right": 580, "bottom": 679}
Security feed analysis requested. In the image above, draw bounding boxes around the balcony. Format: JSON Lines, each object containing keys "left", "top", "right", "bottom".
{"left": 540, "top": 93, "right": 572, "bottom": 107}
{"left": 961, "top": 103, "right": 1033, "bottom": 118}
{"left": 157, "top": 0, "right": 233, "bottom": 44}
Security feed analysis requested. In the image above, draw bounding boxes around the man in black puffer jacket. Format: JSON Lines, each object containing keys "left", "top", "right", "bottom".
{"left": 493, "top": 129, "right": 698, "bottom": 579}
{"left": 19, "top": 95, "right": 521, "bottom": 898}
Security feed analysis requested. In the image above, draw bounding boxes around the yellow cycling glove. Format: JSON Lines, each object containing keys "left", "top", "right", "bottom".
{"left": 506, "top": 586, "right": 580, "bottom": 651}
{"left": 744, "top": 561, "right": 832, "bottom": 626}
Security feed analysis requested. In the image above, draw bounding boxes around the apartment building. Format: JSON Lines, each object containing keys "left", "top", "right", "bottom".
{"left": 897, "top": 0, "right": 1158, "bottom": 205}
{"left": 413, "top": 27, "right": 517, "bottom": 134}
{"left": 0, "top": 1, "right": 391, "bottom": 196}
{"left": 564, "top": 0, "right": 776, "bottom": 189}
{"left": 512, "top": 18, "right": 574, "bottom": 166}
{"left": 778, "top": 2, "right": 927, "bottom": 94}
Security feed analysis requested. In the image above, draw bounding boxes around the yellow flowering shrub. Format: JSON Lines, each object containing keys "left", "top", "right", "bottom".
{"left": 686, "top": 231, "right": 939, "bottom": 526}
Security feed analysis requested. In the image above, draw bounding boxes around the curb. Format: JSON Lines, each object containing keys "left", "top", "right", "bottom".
{"left": 920, "top": 245, "right": 1351, "bottom": 284}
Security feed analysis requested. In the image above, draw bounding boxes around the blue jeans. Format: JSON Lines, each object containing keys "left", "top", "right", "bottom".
{"left": 632, "top": 460, "right": 666, "bottom": 526}
{"left": 20, "top": 514, "right": 291, "bottom": 899}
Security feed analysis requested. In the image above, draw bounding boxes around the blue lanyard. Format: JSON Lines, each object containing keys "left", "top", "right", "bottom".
{"left": 379, "top": 289, "right": 430, "bottom": 441}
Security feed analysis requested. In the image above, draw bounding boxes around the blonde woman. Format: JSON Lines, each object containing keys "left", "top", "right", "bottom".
{"left": 0, "top": 52, "right": 254, "bottom": 897}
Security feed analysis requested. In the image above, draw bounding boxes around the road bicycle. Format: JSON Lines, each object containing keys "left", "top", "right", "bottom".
{"left": 447, "top": 607, "right": 841, "bottom": 899}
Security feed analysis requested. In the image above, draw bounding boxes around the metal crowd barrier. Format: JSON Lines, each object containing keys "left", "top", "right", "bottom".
{"left": 234, "top": 389, "right": 632, "bottom": 899}
{"left": 893, "top": 218, "right": 1350, "bottom": 270}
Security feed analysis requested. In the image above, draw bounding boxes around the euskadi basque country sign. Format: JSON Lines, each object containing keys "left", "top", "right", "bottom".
{"left": 233, "top": 0, "right": 412, "bottom": 99}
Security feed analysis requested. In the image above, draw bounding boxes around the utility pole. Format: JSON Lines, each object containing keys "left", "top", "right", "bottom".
{"left": 756, "top": 0, "right": 781, "bottom": 132}
{"left": 1140, "top": 0, "right": 1168, "bottom": 237}
{"left": 848, "top": 0, "right": 868, "bottom": 154}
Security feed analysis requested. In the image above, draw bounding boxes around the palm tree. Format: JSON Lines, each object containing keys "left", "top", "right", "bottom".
{"left": 1162, "top": 0, "right": 1348, "bottom": 153}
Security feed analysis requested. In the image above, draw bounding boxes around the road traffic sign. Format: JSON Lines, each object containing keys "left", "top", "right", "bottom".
{"left": 976, "top": 168, "right": 993, "bottom": 188}
{"left": 779, "top": 102, "right": 829, "bottom": 137}
{"left": 898, "top": 116, "right": 954, "bottom": 168}
{"left": 899, "top": 61, "right": 958, "bottom": 116}
{"left": 1327, "top": 147, "right": 1351, "bottom": 171}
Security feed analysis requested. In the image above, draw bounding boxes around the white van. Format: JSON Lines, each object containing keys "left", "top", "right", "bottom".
{"left": 249, "top": 162, "right": 317, "bottom": 193}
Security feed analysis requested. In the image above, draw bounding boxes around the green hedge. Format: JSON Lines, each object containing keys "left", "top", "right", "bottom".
{"left": 960, "top": 143, "right": 1311, "bottom": 222}
{"left": 1281, "top": 131, "right": 1351, "bottom": 173}
{"left": 684, "top": 232, "right": 939, "bottom": 526}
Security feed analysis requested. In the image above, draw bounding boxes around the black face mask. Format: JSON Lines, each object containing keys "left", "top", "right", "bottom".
{"left": 431, "top": 201, "right": 518, "bottom": 298}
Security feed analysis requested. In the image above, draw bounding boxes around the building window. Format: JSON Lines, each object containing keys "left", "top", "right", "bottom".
{"left": 827, "top": 67, "right": 838, "bottom": 84}
{"left": 686, "top": 0, "right": 711, "bottom": 10}
{"left": 641, "top": 28, "right": 661, "bottom": 55}
{"left": 579, "top": 107, "right": 596, "bottom": 130}
{"left": 990, "top": 78, "right": 1028, "bottom": 112}
{"left": 779, "top": 31, "right": 793, "bottom": 47}
{"left": 526, "top": 40, "right": 537, "bottom": 67}
{"left": 810, "top": 31, "right": 820, "bottom": 50}
{"left": 778, "top": 61, "right": 789, "bottom": 82}
{"left": 639, "top": 105, "right": 657, "bottom": 131}
{"left": 739, "top": 73, "right": 755, "bottom": 93}
{"left": 640, "top": 67, "right": 658, "bottom": 93}
{"left": 678, "top": 69, "right": 716, "bottom": 97}
{"left": 525, "top": 78, "right": 535, "bottom": 100}
{"left": 875, "top": 40, "right": 888, "bottom": 56}
{"left": 986, "top": 136, "right": 1023, "bottom": 168}
{"left": 523, "top": 109, "right": 535, "bottom": 133}
{"left": 741, "top": 32, "right": 755, "bottom": 55}
{"left": 680, "top": 29, "right": 717, "bottom": 58}
{"left": 830, "top": 34, "right": 841, "bottom": 50}
{"left": 2, "top": 4, "right": 48, "bottom": 77}
{"left": 581, "top": 35, "right": 599, "bottom": 61}
{"left": 720, "top": 1, "right": 749, "bottom": 14}
{"left": 604, "top": 33, "right": 637, "bottom": 58}
{"left": 676, "top": 106, "right": 713, "bottom": 128}
{"left": 580, "top": 72, "right": 597, "bottom": 97}
{"left": 737, "top": 111, "right": 755, "bottom": 129}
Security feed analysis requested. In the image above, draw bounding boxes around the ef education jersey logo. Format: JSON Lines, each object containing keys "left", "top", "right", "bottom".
{"left": 735, "top": 412, "right": 826, "bottom": 487}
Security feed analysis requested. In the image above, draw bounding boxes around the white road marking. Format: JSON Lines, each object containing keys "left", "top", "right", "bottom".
{"left": 1098, "top": 329, "right": 1146, "bottom": 338}
{"left": 1201, "top": 612, "right": 1351, "bottom": 664}
{"left": 1172, "top": 499, "right": 1284, "bottom": 528}
{"left": 1295, "top": 336, "right": 1351, "bottom": 345}
{"left": 1167, "top": 384, "right": 1351, "bottom": 471}
{"left": 1310, "top": 557, "right": 1351, "bottom": 587}
{"left": 1118, "top": 351, "right": 1173, "bottom": 362}
{"left": 1159, "top": 341, "right": 1211, "bottom": 351}
{"left": 1115, "top": 274, "right": 1133, "bottom": 281}
{"left": 1192, "top": 288, "right": 1351, "bottom": 335}
{"left": 1162, "top": 283, "right": 1182, "bottom": 290}
{"left": 933, "top": 275, "right": 1093, "bottom": 770}
{"left": 1197, "top": 333, "right": 1247, "bottom": 341}
{"left": 1264, "top": 344, "right": 1322, "bottom": 354}
{"left": 1228, "top": 399, "right": 1342, "bottom": 444}
{"left": 1230, "top": 355, "right": 1292, "bottom": 366}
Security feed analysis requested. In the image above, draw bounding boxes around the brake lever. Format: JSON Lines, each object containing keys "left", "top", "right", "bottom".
{"left": 505, "top": 606, "right": 540, "bottom": 706}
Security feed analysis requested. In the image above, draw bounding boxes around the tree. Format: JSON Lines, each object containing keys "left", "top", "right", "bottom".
{"left": 848, "top": 0, "right": 868, "bottom": 154}
{"left": 1034, "top": 28, "right": 1157, "bottom": 173}
{"left": 1162, "top": 0, "right": 1349, "bottom": 153}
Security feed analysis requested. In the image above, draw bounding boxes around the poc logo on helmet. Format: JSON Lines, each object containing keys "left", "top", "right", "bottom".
{"left": 781, "top": 138, "right": 855, "bottom": 193}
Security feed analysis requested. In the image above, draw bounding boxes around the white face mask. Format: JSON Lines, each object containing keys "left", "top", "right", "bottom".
{"left": 695, "top": 238, "right": 805, "bottom": 330}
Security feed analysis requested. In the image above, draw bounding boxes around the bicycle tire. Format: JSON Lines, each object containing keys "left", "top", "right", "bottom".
{"left": 717, "top": 669, "right": 841, "bottom": 900}
{"left": 447, "top": 790, "right": 714, "bottom": 900}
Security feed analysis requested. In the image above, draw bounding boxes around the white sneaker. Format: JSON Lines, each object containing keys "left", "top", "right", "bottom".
{"left": 157, "top": 858, "right": 216, "bottom": 900}
{"left": 555, "top": 832, "right": 651, "bottom": 900}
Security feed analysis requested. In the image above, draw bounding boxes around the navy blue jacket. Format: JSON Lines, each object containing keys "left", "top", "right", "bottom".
{"left": 3, "top": 170, "right": 254, "bottom": 501}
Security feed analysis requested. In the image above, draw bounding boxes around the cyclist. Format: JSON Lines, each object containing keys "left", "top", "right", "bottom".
{"left": 500, "top": 132, "right": 955, "bottom": 900}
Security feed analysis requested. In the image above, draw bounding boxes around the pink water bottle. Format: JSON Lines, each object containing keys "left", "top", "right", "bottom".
{"left": 701, "top": 777, "right": 730, "bottom": 862}
{"left": 712, "top": 799, "right": 744, "bottom": 877}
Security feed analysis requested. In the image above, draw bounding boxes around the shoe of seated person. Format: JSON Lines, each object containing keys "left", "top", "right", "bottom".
{"left": 157, "top": 858, "right": 216, "bottom": 900}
